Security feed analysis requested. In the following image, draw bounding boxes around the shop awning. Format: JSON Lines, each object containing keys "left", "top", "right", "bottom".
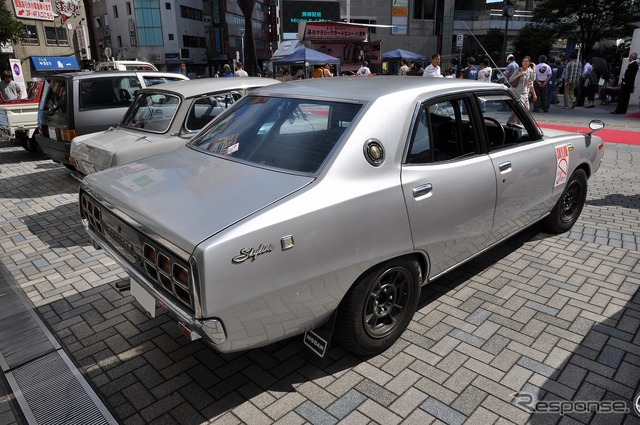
{"left": 31, "top": 56, "right": 80, "bottom": 71}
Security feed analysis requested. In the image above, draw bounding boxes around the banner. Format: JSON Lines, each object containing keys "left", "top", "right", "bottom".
{"left": 9, "top": 59, "right": 27, "bottom": 100}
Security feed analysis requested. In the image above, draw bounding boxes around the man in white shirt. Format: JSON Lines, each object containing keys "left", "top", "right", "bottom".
{"left": 534, "top": 55, "right": 552, "bottom": 112}
{"left": 234, "top": 63, "right": 249, "bottom": 77}
{"left": 423, "top": 54, "right": 443, "bottom": 78}
{"left": 0, "top": 71, "right": 22, "bottom": 100}
{"left": 477, "top": 59, "right": 492, "bottom": 82}
{"left": 357, "top": 61, "right": 371, "bottom": 76}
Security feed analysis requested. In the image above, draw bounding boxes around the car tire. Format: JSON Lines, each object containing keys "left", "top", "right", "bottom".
{"left": 17, "top": 131, "right": 43, "bottom": 155}
{"left": 336, "top": 258, "right": 421, "bottom": 357}
{"left": 541, "top": 169, "right": 588, "bottom": 234}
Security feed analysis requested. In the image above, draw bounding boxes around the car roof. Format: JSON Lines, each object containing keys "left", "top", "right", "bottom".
{"left": 137, "top": 77, "right": 281, "bottom": 98}
{"left": 250, "top": 76, "right": 510, "bottom": 102}
{"left": 47, "top": 71, "right": 189, "bottom": 80}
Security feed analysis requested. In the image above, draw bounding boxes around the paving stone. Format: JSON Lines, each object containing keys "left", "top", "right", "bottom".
{"left": 388, "top": 387, "right": 428, "bottom": 419}
{"left": 451, "top": 385, "right": 487, "bottom": 417}
{"left": 3, "top": 142, "right": 640, "bottom": 425}
{"left": 420, "top": 396, "right": 467, "bottom": 425}
{"left": 325, "top": 389, "right": 367, "bottom": 419}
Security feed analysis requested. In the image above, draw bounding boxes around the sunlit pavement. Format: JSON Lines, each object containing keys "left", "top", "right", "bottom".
{"left": 0, "top": 101, "right": 639, "bottom": 424}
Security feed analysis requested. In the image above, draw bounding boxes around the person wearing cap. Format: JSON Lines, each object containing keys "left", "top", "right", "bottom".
{"left": 503, "top": 54, "right": 519, "bottom": 85}
{"left": 0, "top": 70, "right": 22, "bottom": 101}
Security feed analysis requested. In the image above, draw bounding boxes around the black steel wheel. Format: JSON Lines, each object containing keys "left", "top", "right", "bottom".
{"left": 336, "top": 258, "right": 421, "bottom": 356}
{"left": 541, "top": 169, "right": 588, "bottom": 234}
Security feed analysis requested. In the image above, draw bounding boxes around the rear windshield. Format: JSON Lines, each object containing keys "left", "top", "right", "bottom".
{"left": 189, "top": 96, "right": 362, "bottom": 174}
{"left": 42, "top": 78, "right": 68, "bottom": 119}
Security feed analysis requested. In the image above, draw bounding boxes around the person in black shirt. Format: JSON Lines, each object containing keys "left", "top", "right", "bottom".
{"left": 611, "top": 52, "right": 639, "bottom": 114}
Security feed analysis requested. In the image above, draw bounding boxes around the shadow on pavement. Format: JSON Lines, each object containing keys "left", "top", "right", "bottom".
{"left": 587, "top": 193, "right": 640, "bottom": 210}
{"left": 22, "top": 202, "right": 91, "bottom": 249}
{"left": 0, "top": 164, "right": 76, "bottom": 199}
{"left": 524, "top": 287, "right": 640, "bottom": 425}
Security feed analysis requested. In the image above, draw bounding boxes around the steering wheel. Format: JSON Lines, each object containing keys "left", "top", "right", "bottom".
{"left": 484, "top": 117, "right": 505, "bottom": 147}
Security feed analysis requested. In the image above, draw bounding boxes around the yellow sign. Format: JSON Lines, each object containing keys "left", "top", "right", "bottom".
{"left": 392, "top": 7, "right": 408, "bottom": 17}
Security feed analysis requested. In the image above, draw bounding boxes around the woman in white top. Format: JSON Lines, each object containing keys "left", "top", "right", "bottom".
{"left": 508, "top": 56, "right": 538, "bottom": 124}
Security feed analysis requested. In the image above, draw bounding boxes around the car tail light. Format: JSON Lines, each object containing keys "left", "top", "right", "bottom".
{"left": 143, "top": 244, "right": 157, "bottom": 263}
{"left": 157, "top": 253, "right": 171, "bottom": 274}
{"left": 173, "top": 264, "right": 189, "bottom": 288}
{"left": 59, "top": 129, "right": 77, "bottom": 142}
{"left": 142, "top": 242, "right": 192, "bottom": 306}
{"left": 80, "top": 194, "right": 103, "bottom": 234}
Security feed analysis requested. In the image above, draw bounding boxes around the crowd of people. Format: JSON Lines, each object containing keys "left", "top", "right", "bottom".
{"left": 398, "top": 50, "right": 639, "bottom": 115}
{"left": 205, "top": 51, "right": 639, "bottom": 115}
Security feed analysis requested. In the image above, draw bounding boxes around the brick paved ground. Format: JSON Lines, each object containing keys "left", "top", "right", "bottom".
{"left": 0, "top": 135, "right": 639, "bottom": 424}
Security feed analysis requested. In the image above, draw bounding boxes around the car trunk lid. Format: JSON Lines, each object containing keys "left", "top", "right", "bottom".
{"left": 83, "top": 146, "right": 314, "bottom": 253}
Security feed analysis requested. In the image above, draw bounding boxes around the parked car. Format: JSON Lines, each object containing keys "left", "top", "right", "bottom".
{"left": 491, "top": 67, "right": 508, "bottom": 85}
{"left": 94, "top": 60, "right": 158, "bottom": 71}
{"left": 69, "top": 77, "right": 280, "bottom": 178}
{"left": 79, "top": 77, "right": 605, "bottom": 357}
{"left": 36, "top": 71, "right": 188, "bottom": 170}
{"left": 0, "top": 80, "right": 45, "bottom": 153}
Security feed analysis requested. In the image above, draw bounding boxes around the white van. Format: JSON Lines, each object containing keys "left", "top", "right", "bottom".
{"left": 94, "top": 60, "right": 158, "bottom": 71}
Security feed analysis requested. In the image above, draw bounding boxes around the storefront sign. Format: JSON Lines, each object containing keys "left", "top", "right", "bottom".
{"left": 12, "top": 0, "right": 55, "bottom": 21}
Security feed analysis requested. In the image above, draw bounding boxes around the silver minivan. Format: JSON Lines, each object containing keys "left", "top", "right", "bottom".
{"left": 36, "top": 71, "right": 188, "bottom": 170}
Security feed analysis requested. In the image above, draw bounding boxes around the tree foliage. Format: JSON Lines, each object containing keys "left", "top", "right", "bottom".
{"left": 479, "top": 28, "right": 506, "bottom": 64}
{"left": 0, "top": 1, "right": 24, "bottom": 45}
{"left": 237, "top": 0, "right": 259, "bottom": 76}
{"left": 532, "top": 0, "right": 640, "bottom": 56}
{"left": 512, "top": 24, "right": 555, "bottom": 63}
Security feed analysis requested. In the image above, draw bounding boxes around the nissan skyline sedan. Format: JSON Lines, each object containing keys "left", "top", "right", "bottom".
{"left": 79, "top": 77, "right": 605, "bottom": 357}
{"left": 69, "top": 77, "right": 280, "bottom": 177}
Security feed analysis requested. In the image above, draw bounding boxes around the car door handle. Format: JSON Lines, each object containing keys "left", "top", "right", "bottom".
{"left": 498, "top": 161, "right": 512, "bottom": 173}
{"left": 413, "top": 183, "right": 433, "bottom": 198}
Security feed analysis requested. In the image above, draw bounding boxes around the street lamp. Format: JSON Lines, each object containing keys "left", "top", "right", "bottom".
{"left": 502, "top": 0, "right": 515, "bottom": 62}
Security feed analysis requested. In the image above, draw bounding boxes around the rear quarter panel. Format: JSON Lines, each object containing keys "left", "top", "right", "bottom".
{"left": 192, "top": 94, "right": 419, "bottom": 351}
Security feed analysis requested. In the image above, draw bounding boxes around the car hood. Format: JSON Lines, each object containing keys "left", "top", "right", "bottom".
{"left": 83, "top": 146, "right": 314, "bottom": 253}
{"left": 72, "top": 127, "right": 187, "bottom": 172}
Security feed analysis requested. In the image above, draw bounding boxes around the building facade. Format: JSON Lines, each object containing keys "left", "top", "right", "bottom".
{"left": 1, "top": 0, "right": 91, "bottom": 82}
{"left": 2, "top": 0, "right": 534, "bottom": 81}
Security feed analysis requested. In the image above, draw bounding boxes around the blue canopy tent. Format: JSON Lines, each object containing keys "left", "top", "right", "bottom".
{"left": 382, "top": 49, "right": 428, "bottom": 61}
{"left": 272, "top": 47, "right": 341, "bottom": 78}
{"left": 382, "top": 49, "right": 428, "bottom": 75}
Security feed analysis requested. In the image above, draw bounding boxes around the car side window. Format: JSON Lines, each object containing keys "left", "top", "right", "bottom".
{"left": 406, "top": 97, "right": 480, "bottom": 164}
{"left": 477, "top": 95, "right": 537, "bottom": 151}
{"left": 185, "top": 93, "right": 236, "bottom": 131}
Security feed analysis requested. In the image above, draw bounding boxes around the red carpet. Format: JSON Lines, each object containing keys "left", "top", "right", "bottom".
{"left": 625, "top": 110, "right": 640, "bottom": 119}
{"left": 538, "top": 124, "right": 640, "bottom": 145}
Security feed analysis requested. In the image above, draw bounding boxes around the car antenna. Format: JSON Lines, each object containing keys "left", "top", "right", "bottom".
{"left": 462, "top": 22, "right": 505, "bottom": 81}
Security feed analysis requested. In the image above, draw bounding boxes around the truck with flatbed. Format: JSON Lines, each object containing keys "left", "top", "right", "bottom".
{"left": 0, "top": 80, "right": 45, "bottom": 153}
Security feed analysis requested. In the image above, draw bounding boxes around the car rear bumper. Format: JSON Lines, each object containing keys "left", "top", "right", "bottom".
{"left": 36, "top": 134, "right": 71, "bottom": 165}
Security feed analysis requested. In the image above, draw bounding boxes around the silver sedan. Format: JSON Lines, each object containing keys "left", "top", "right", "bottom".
{"left": 79, "top": 77, "right": 605, "bottom": 356}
